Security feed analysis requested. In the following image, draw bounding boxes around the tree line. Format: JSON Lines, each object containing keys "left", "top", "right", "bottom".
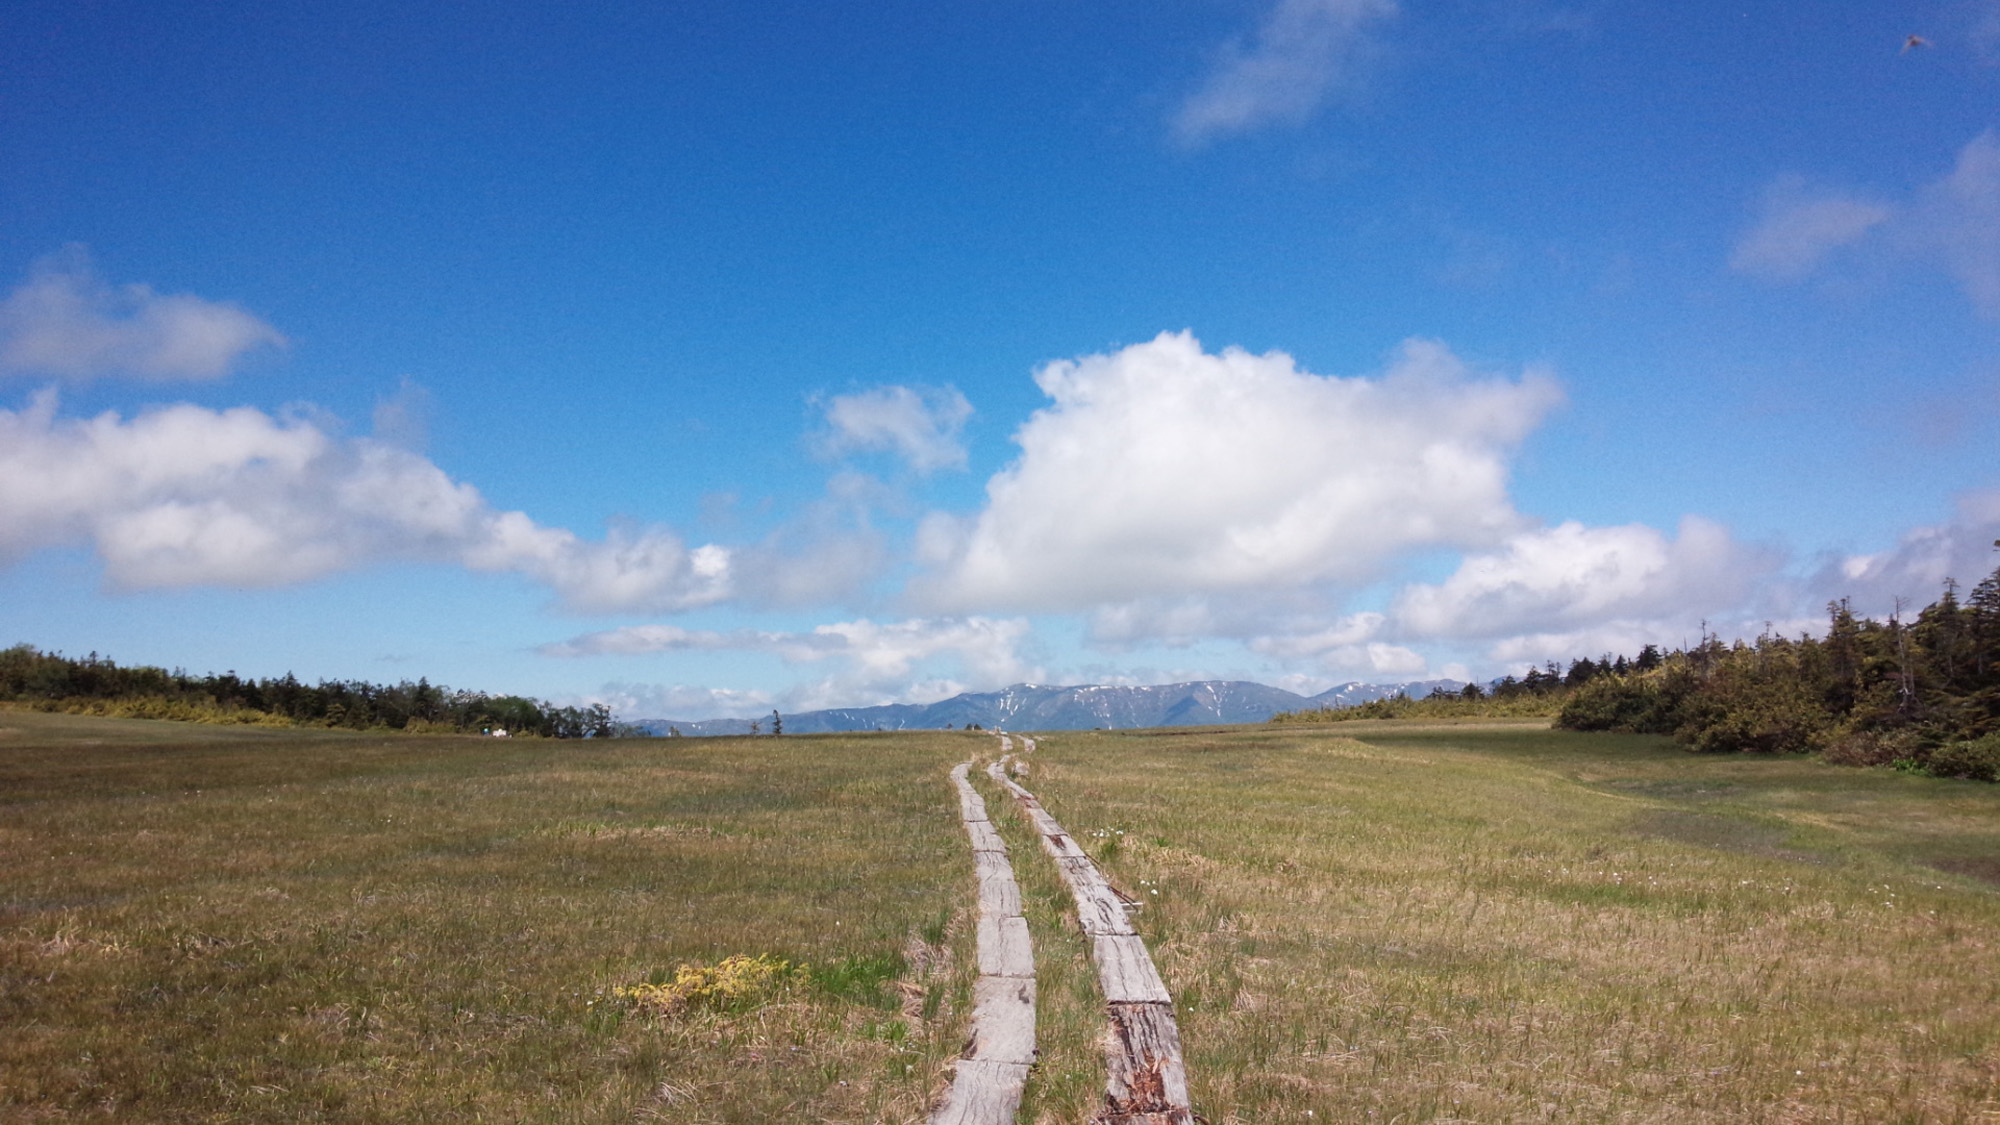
{"left": 0, "top": 644, "right": 620, "bottom": 738}
{"left": 1556, "top": 550, "right": 2000, "bottom": 779}
{"left": 1274, "top": 549, "right": 2000, "bottom": 781}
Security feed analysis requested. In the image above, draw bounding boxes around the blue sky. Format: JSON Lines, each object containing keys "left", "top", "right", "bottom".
{"left": 4, "top": 0, "right": 1999, "bottom": 718}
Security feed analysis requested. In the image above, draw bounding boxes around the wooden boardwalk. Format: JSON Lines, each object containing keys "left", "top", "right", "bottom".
{"left": 928, "top": 760, "right": 1037, "bottom": 1125}
{"left": 990, "top": 737, "right": 1195, "bottom": 1125}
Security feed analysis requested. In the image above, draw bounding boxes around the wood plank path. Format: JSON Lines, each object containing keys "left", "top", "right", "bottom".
{"left": 990, "top": 736, "right": 1196, "bottom": 1125}
{"left": 928, "top": 759, "right": 1037, "bottom": 1125}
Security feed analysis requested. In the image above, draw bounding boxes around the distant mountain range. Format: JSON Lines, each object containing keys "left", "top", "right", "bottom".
{"left": 632, "top": 678, "right": 1465, "bottom": 736}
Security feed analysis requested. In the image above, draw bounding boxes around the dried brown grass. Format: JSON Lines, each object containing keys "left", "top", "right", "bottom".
{"left": 0, "top": 710, "right": 986, "bottom": 1123}
{"left": 1026, "top": 722, "right": 2000, "bottom": 1123}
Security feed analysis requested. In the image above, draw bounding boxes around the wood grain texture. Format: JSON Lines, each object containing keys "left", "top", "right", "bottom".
{"left": 977, "top": 915, "right": 1036, "bottom": 978}
{"left": 927, "top": 1060, "right": 1032, "bottom": 1125}
{"left": 976, "top": 857, "right": 1023, "bottom": 917}
{"left": 966, "top": 818, "right": 1009, "bottom": 855}
{"left": 1102, "top": 1002, "right": 1194, "bottom": 1125}
{"left": 1068, "top": 879, "right": 1137, "bottom": 937}
{"left": 960, "top": 789, "right": 991, "bottom": 823}
{"left": 1039, "top": 829, "right": 1093, "bottom": 862}
{"left": 1092, "top": 935, "right": 1173, "bottom": 1004}
{"left": 966, "top": 975, "right": 1038, "bottom": 1064}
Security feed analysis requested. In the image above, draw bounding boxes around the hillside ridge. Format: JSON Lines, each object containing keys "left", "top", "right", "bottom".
{"left": 635, "top": 677, "right": 1464, "bottom": 735}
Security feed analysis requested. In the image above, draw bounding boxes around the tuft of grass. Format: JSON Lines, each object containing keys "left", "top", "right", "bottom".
{"left": 805, "top": 951, "right": 908, "bottom": 1008}
{"left": 616, "top": 953, "right": 805, "bottom": 1016}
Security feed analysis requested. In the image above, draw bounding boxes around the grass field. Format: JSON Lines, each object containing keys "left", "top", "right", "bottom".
{"left": 5, "top": 711, "right": 1999, "bottom": 1123}
{"left": 1010, "top": 721, "right": 2000, "bottom": 1124}
{"left": 0, "top": 711, "right": 984, "bottom": 1123}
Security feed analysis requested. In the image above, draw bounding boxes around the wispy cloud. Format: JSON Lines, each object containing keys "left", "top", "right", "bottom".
{"left": 1730, "top": 176, "right": 1892, "bottom": 281}
{"left": 1173, "top": 0, "right": 1397, "bottom": 145}
{"left": 1733, "top": 132, "right": 2000, "bottom": 317}
{"left": 0, "top": 248, "right": 285, "bottom": 381}
{"left": 816, "top": 384, "right": 973, "bottom": 473}
{"left": 0, "top": 391, "right": 731, "bottom": 611}
{"left": 1914, "top": 131, "right": 2000, "bottom": 316}
{"left": 539, "top": 624, "right": 770, "bottom": 658}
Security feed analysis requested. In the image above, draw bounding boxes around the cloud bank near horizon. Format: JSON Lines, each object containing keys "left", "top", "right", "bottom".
{"left": 545, "top": 615, "right": 1039, "bottom": 716}
{"left": 0, "top": 391, "right": 732, "bottom": 613}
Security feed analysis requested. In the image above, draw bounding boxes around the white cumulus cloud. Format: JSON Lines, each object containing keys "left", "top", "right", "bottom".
{"left": 914, "top": 331, "right": 1561, "bottom": 613}
{"left": 817, "top": 384, "right": 973, "bottom": 473}
{"left": 1247, "top": 611, "right": 1386, "bottom": 658}
{"left": 1730, "top": 176, "right": 1893, "bottom": 281}
{"left": 0, "top": 391, "right": 730, "bottom": 611}
{"left": 0, "top": 249, "right": 286, "bottom": 381}
{"left": 1174, "top": 0, "right": 1397, "bottom": 145}
{"left": 1819, "top": 488, "right": 2000, "bottom": 614}
{"left": 1391, "top": 517, "right": 1772, "bottom": 640}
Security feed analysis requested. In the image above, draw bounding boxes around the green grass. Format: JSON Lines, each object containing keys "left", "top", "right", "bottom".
{"left": 8, "top": 711, "right": 2000, "bottom": 1123}
{"left": 0, "top": 710, "right": 986, "bottom": 1123}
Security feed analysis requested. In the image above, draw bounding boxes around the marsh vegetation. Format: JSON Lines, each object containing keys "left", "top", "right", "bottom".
{"left": 5, "top": 711, "right": 1997, "bottom": 1122}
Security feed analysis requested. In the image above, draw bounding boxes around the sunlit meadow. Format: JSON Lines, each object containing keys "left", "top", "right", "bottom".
{"left": 6, "top": 711, "right": 1999, "bottom": 1122}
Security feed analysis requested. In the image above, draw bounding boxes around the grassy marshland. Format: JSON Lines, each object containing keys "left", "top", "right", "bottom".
{"left": 1018, "top": 720, "right": 2000, "bottom": 1124}
{"left": 5, "top": 711, "right": 1999, "bottom": 1122}
{"left": 0, "top": 711, "right": 983, "bottom": 1123}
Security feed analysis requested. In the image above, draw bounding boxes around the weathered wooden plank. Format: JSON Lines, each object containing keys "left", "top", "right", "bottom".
{"left": 988, "top": 763, "right": 1035, "bottom": 801}
{"left": 927, "top": 1059, "right": 1031, "bottom": 1125}
{"left": 976, "top": 861, "right": 1022, "bottom": 916}
{"left": 984, "top": 732, "right": 1192, "bottom": 1125}
{"left": 1069, "top": 882, "right": 1136, "bottom": 936}
{"left": 1024, "top": 805, "right": 1067, "bottom": 840}
{"left": 1053, "top": 854, "right": 1110, "bottom": 893}
{"left": 939, "top": 750, "right": 1040, "bottom": 1125}
{"left": 1039, "top": 829, "right": 1093, "bottom": 862}
{"left": 973, "top": 847, "right": 1016, "bottom": 883}
{"left": 965, "top": 818, "right": 1008, "bottom": 855}
{"left": 960, "top": 789, "right": 990, "bottom": 823}
{"left": 966, "top": 975, "right": 1037, "bottom": 1065}
{"left": 976, "top": 914, "right": 1035, "bottom": 978}
{"left": 1099, "top": 1003, "right": 1194, "bottom": 1125}
{"left": 1091, "top": 935, "right": 1172, "bottom": 1004}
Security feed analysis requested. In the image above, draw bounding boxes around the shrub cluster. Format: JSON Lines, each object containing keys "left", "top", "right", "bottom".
{"left": 1556, "top": 554, "right": 2000, "bottom": 777}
